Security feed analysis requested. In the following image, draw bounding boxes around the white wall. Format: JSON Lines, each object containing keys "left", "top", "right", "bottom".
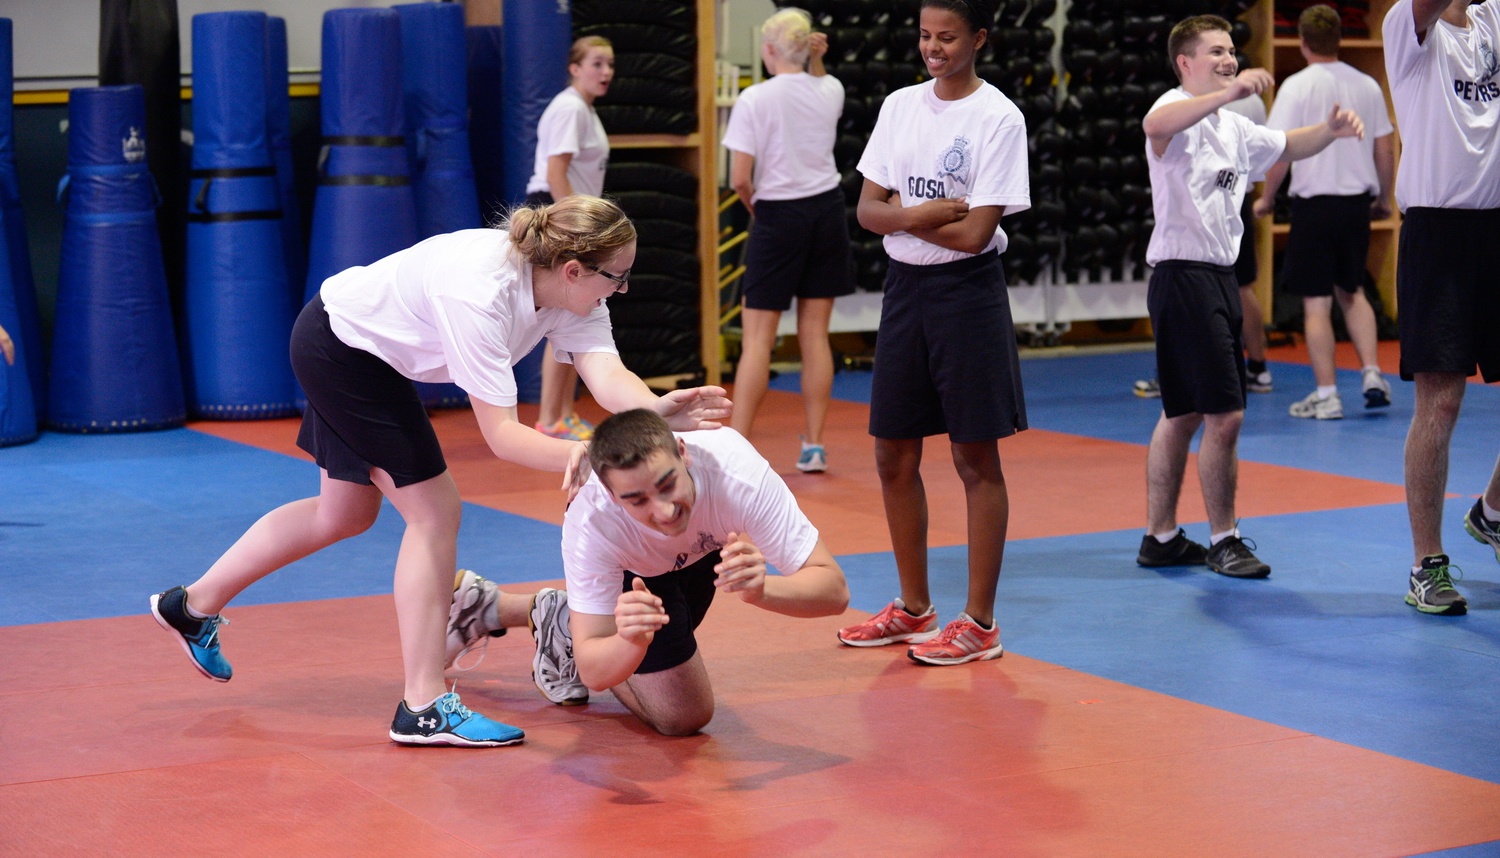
{"left": 0, "top": 0, "right": 414, "bottom": 90}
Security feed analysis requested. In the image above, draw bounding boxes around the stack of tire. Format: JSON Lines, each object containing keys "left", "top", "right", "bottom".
{"left": 574, "top": 0, "right": 701, "bottom": 378}
{"left": 979, "top": 0, "right": 1061, "bottom": 286}
{"left": 573, "top": 0, "right": 697, "bottom": 135}
{"left": 1057, "top": 0, "right": 1258, "bottom": 283}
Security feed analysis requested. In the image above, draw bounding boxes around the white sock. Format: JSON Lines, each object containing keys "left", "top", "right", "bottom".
{"left": 1210, "top": 528, "right": 1237, "bottom": 545}
{"left": 183, "top": 600, "right": 211, "bottom": 619}
{"left": 1316, "top": 385, "right": 1337, "bottom": 400}
{"left": 1152, "top": 530, "right": 1179, "bottom": 543}
{"left": 1483, "top": 498, "right": 1500, "bottom": 523}
{"left": 412, "top": 693, "right": 445, "bottom": 711}
{"left": 1362, "top": 365, "right": 1382, "bottom": 375}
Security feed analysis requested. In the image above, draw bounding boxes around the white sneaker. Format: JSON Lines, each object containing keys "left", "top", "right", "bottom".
{"left": 1289, "top": 390, "right": 1343, "bottom": 420}
{"left": 1247, "top": 369, "right": 1273, "bottom": 393}
{"left": 1362, "top": 369, "right": 1392, "bottom": 409}
{"left": 530, "top": 588, "right": 588, "bottom": 705}
{"left": 446, "top": 570, "right": 504, "bottom": 670}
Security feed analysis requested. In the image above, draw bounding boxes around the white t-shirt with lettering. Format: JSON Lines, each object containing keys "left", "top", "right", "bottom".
{"left": 857, "top": 79, "right": 1031, "bottom": 266}
{"left": 722, "top": 72, "right": 843, "bottom": 202}
{"left": 525, "top": 87, "right": 609, "bottom": 198}
{"left": 1144, "top": 88, "right": 1287, "bottom": 266}
{"left": 1382, "top": 0, "right": 1500, "bottom": 210}
{"left": 561, "top": 429, "right": 820, "bottom": 617}
{"left": 319, "top": 229, "right": 618, "bottom": 408}
{"left": 1266, "top": 61, "right": 1394, "bottom": 198}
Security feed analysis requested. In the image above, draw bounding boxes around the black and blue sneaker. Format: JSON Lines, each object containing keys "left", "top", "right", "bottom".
{"left": 1464, "top": 500, "right": 1500, "bottom": 564}
{"left": 150, "top": 585, "right": 232, "bottom": 682}
{"left": 389, "top": 691, "right": 524, "bottom": 747}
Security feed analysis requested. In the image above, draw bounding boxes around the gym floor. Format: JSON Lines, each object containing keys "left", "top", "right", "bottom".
{"left": 3, "top": 341, "right": 1499, "bottom": 856}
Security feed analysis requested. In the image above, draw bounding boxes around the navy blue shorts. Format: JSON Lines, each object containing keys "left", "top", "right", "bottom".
{"left": 741, "top": 187, "right": 855, "bottom": 311}
{"left": 1397, "top": 206, "right": 1500, "bottom": 382}
{"left": 869, "top": 249, "right": 1027, "bottom": 443}
{"left": 626, "top": 550, "right": 719, "bottom": 675}
{"left": 291, "top": 294, "right": 447, "bottom": 488}
{"left": 1149, "top": 261, "right": 1247, "bottom": 418}
{"left": 1282, "top": 194, "right": 1372, "bottom": 297}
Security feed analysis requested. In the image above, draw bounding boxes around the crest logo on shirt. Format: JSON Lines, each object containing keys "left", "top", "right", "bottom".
{"left": 936, "top": 135, "right": 972, "bottom": 186}
{"left": 672, "top": 531, "right": 723, "bottom": 571}
{"left": 1453, "top": 41, "right": 1500, "bottom": 103}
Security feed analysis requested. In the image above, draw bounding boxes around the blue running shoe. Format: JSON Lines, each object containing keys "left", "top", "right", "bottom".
{"left": 389, "top": 692, "right": 524, "bottom": 747}
{"left": 150, "top": 586, "right": 232, "bottom": 682}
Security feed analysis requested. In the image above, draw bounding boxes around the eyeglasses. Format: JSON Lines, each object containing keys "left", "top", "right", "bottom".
{"left": 584, "top": 262, "right": 630, "bottom": 293}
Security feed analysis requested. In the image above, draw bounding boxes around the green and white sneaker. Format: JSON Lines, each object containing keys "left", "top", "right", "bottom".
{"left": 1405, "top": 555, "right": 1467, "bottom": 616}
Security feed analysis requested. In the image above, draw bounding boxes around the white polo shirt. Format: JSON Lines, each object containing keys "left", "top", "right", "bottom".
{"left": 722, "top": 71, "right": 844, "bottom": 202}
{"left": 525, "top": 87, "right": 610, "bottom": 199}
{"left": 1266, "top": 61, "right": 1394, "bottom": 197}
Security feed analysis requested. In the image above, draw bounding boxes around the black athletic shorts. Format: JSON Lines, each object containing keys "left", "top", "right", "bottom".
{"left": 1282, "top": 194, "right": 1372, "bottom": 298}
{"left": 1234, "top": 196, "right": 1258, "bottom": 287}
{"left": 869, "top": 249, "right": 1027, "bottom": 443}
{"left": 1397, "top": 206, "right": 1500, "bottom": 382}
{"left": 741, "top": 187, "right": 855, "bottom": 311}
{"left": 291, "top": 294, "right": 447, "bottom": 487}
{"left": 626, "top": 550, "right": 719, "bottom": 675}
{"left": 1148, "top": 261, "right": 1247, "bottom": 418}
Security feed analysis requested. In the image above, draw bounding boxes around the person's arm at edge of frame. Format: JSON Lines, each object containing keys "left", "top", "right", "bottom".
{"left": 1251, "top": 160, "right": 1290, "bottom": 219}
{"left": 730, "top": 150, "right": 755, "bottom": 217}
{"left": 1408, "top": 0, "right": 1453, "bottom": 42}
{"left": 1371, "top": 132, "right": 1396, "bottom": 220}
{"left": 714, "top": 534, "right": 849, "bottom": 617}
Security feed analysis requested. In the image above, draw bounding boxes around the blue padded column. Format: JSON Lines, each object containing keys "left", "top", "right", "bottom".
{"left": 500, "top": 0, "right": 569, "bottom": 205}
{"left": 265, "top": 16, "right": 306, "bottom": 311}
{"left": 466, "top": 24, "right": 505, "bottom": 224}
{"left": 185, "top": 11, "right": 296, "bottom": 419}
{"left": 396, "top": 2, "right": 477, "bottom": 408}
{"left": 49, "top": 85, "right": 185, "bottom": 433}
{"left": 304, "top": 8, "right": 418, "bottom": 303}
{"left": 0, "top": 17, "right": 42, "bottom": 432}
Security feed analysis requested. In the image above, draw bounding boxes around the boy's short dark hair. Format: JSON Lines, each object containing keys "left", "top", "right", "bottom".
{"left": 588, "top": 409, "right": 679, "bottom": 490}
{"left": 1299, "top": 4, "right": 1342, "bottom": 56}
{"left": 1167, "top": 15, "right": 1232, "bottom": 81}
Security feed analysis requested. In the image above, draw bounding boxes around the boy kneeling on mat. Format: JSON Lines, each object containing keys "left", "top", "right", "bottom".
{"left": 446, "top": 409, "right": 849, "bottom": 735}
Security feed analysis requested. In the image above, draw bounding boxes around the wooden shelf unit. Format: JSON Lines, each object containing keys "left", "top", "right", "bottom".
{"left": 1245, "top": 0, "right": 1402, "bottom": 320}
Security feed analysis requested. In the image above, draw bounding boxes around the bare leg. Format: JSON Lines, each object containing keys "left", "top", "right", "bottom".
{"left": 1198, "top": 410, "right": 1245, "bottom": 535}
{"left": 1405, "top": 372, "right": 1467, "bottom": 562}
{"left": 1302, "top": 295, "right": 1338, "bottom": 388}
{"left": 794, "top": 297, "right": 837, "bottom": 445}
{"left": 1486, "top": 455, "right": 1500, "bottom": 511}
{"left": 1146, "top": 411, "right": 1204, "bottom": 535}
{"left": 370, "top": 468, "right": 463, "bottom": 709}
{"left": 186, "top": 471, "right": 382, "bottom": 614}
{"left": 950, "top": 440, "right": 1007, "bottom": 627}
{"left": 537, "top": 341, "right": 581, "bottom": 429}
{"left": 1333, "top": 285, "right": 1382, "bottom": 371}
{"left": 608, "top": 651, "right": 714, "bottom": 736}
{"left": 731, "top": 306, "right": 783, "bottom": 439}
{"left": 875, "top": 436, "right": 931, "bottom": 614}
{"left": 1239, "top": 285, "right": 1267, "bottom": 363}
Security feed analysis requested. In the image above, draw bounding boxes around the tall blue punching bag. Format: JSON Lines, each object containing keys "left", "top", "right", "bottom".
{"left": 0, "top": 18, "right": 43, "bottom": 431}
{"left": 500, "top": 0, "right": 569, "bottom": 205}
{"left": 265, "top": 16, "right": 306, "bottom": 312}
{"left": 396, "top": 2, "right": 475, "bottom": 409}
{"left": 49, "top": 85, "right": 185, "bottom": 432}
{"left": 466, "top": 25, "right": 505, "bottom": 225}
{"left": 304, "top": 8, "right": 418, "bottom": 303}
{"left": 185, "top": 11, "right": 296, "bottom": 419}
{"left": 501, "top": 0, "right": 569, "bottom": 402}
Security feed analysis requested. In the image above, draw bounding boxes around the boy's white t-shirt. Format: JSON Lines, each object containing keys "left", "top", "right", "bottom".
{"left": 721, "top": 72, "right": 844, "bottom": 202}
{"left": 857, "top": 79, "right": 1031, "bottom": 266}
{"left": 1144, "top": 88, "right": 1287, "bottom": 267}
{"left": 1382, "top": 0, "right": 1500, "bottom": 210}
{"left": 319, "top": 229, "right": 618, "bottom": 408}
{"left": 561, "top": 429, "right": 820, "bottom": 617}
{"left": 1266, "top": 61, "right": 1394, "bottom": 198}
{"left": 525, "top": 87, "right": 610, "bottom": 198}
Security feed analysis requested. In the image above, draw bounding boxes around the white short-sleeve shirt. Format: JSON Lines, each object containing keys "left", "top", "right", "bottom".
{"left": 1382, "top": 0, "right": 1500, "bottom": 210}
{"left": 319, "top": 229, "right": 618, "bottom": 408}
{"left": 1266, "top": 61, "right": 1394, "bottom": 198}
{"left": 1144, "top": 88, "right": 1287, "bottom": 267}
{"left": 525, "top": 87, "right": 610, "bottom": 199}
{"left": 722, "top": 72, "right": 844, "bottom": 202}
{"left": 561, "top": 429, "right": 820, "bottom": 617}
{"left": 856, "top": 80, "right": 1031, "bottom": 266}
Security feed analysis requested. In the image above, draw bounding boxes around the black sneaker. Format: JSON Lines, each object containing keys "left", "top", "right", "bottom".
{"left": 1464, "top": 500, "right": 1500, "bottom": 564}
{"left": 1137, "top": 529, "right": 1209, "bottom": 567}
{"left": 150, "top": 586, "right": 232, "bottom": 681}
{"left": 1406, "top": 555, "right": 1467, "bottom": 615}
{"left": 1206, "top": 535, "right": 1271, "bottom": 578}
